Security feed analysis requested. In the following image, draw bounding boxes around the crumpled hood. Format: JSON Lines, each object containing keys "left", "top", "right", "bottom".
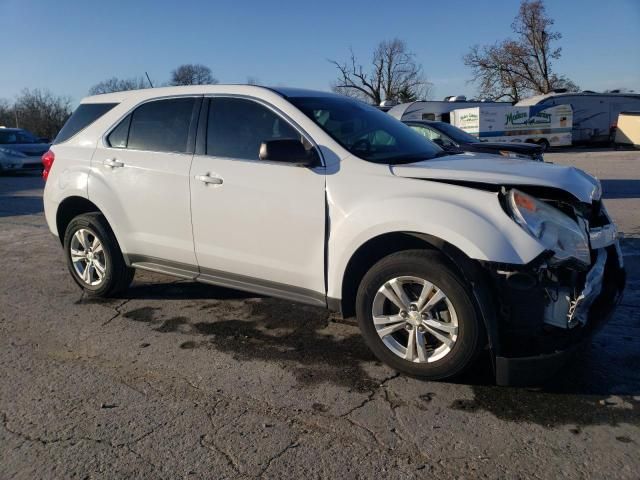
{"left": 391, "top": 153, "right": 600, "bottom": 203}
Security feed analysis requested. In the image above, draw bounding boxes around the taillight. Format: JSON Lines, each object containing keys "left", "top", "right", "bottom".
{"left": 42, "top": 150, "right": 55, "bottom": 181}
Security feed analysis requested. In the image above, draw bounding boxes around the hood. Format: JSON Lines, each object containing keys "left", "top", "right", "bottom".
{"left": 391, "top": 153, "right": 600, "bottom": 203}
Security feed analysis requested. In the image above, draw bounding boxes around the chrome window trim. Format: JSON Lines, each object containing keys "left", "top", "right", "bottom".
{"left": 99, "top": 94, "right": 204, "bottom": 154}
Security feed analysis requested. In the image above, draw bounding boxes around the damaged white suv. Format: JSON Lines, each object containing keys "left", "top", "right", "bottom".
{"left": 43, "top": 86, "right": 625, "bottom": 385}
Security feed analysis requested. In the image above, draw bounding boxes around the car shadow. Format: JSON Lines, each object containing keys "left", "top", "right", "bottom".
{"left": 601, "top": 179, "right": 640, "bottom": 199}
{"left": 102, "top": 271, "right": 640, "bottom": 428}
{"left": 0, "top": 195, "right": 44, "bottom": 217}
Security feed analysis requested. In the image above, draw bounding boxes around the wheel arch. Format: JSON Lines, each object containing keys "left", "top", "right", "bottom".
{"left": 55, "top": 196, "right": 120, "bottom": 247}
{"left": 335, "top": 231, "right": 500, "bottom": 357}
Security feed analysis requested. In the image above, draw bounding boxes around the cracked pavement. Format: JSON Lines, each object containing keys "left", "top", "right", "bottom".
{"left": 1, "top": 149, "right": 639, "bottom": 479}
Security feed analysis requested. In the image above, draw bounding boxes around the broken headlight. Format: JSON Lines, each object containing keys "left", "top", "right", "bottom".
{"left": 506, "top": 189, "right": 590, "bottom": 267}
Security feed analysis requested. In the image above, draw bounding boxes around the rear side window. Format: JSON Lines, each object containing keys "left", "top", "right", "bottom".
{"left": 54, "top": 103, "right": 117, "bottom": 144}
{"left": 127, "top": 98, "right": 197, "bottom": 153}
{"left": 207, "top": 97, "right": 300, "bottom": 160}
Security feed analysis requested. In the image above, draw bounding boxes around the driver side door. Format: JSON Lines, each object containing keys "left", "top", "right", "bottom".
{"left": 189, "top": 96, "right": 327, "bottom": 305}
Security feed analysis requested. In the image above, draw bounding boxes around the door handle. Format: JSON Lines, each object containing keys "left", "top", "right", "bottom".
{"left": 195, "top": 174, "right": 223, "bottom": 185}
{"left": 103, "top": 158, "right": 124, "bottom": 168}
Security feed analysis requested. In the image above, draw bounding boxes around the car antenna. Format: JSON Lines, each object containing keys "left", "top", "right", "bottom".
{"left": 145, "top": 72, "right": 154, "bottom": 88}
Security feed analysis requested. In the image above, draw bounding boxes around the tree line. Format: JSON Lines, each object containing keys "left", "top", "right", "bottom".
{"left": 4, "top": 1, "right": 631, "bottom": 139}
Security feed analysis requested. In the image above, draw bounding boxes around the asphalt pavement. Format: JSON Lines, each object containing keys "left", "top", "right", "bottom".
{"left": 1, "top": 148, "right": 639, "bottom": 479}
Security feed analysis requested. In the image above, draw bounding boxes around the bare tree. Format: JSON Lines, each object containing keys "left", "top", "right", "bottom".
{"left": 13, "top": 89, "right": 71, "bottom": 139}
{"left": 89, "top": 76, "right": 149, "bottom": 95}
{"left": 170, "top": 64, "right": 218, "bottom": 86}
{"left": 330, "top": 38, "right": 431, "bottom": 105}
{"left": 0, "top": 99, "right": 15, "bottom": 127}
{"left": 464, "top": 0, "right": 578, "bottom": 101}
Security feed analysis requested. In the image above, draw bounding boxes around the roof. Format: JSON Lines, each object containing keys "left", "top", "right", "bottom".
{"left": 81, "top": 84, "right": 338, "bottom": 104}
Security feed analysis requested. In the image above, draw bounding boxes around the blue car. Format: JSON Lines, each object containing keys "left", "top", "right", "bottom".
{"left": 0, "top": 128, "right": 50, "bottom": 174}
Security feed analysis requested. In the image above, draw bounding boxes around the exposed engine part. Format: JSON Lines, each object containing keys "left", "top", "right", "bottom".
{"left": 504, "top": 271, "right": 538, "bottom": 290}
{"left": 543, "top": 287, "right": 574, "bottom": 329}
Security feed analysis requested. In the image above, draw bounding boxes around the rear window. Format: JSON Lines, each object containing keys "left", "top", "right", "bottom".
{"left": 54, "top": 103, "right": 118, "bottom": 144}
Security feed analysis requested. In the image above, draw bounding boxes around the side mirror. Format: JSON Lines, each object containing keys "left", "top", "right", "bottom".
{"left": 259, "top": 139, "right": 314, "bottom": 166}
{"left": 432, "top": 138, "right": 445, "bottom": 147}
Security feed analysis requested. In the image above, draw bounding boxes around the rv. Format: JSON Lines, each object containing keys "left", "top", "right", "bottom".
{"left": 516, "top": 91, "right": 640, "bottom": 144}
{"left": 387, "top": 96, "right": 509, "bottom": 123}
{"left": 450, "top": 104, "right": 573, "bottom": 149}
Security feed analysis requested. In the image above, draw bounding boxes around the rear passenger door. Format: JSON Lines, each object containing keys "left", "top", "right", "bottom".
{"left": 91, "top": 96, "right": 201, "bottom": 269}
{"left": 189, "top": 97, "right": 326, "bottom": 304}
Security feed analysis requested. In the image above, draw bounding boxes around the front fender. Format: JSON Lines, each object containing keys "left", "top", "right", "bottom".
{"left": 327, "top": 185, "right": 544, "bottom": 300}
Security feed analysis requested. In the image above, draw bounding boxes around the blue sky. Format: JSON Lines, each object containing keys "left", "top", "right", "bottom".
{"left": 2, "top": 0, "right": 638, "bottom": 105}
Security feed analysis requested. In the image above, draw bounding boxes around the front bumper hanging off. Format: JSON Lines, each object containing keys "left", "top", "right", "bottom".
{"left": 492, "top": 239, "right": 626, "bottom": 387}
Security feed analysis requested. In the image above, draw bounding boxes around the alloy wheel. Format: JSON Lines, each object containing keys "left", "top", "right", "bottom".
{"left": 371, "top": 276, "right": 458, "bottom": 363}
{"left": 69, "top": 228, "right": 106, "bottom": 287}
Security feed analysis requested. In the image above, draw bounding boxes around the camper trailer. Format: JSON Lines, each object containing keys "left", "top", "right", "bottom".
{"left": 387, "top": 96, "right": 509, "bottom": 123}
{"left": 516, "top": 91, "right": 640, "bottom": 144}
{"left": 450, "top": 104, "right": 573, "bottom": 149}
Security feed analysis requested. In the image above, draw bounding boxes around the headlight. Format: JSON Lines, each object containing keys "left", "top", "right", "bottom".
{"left": 506, "top": 189, "right": 590, "bottom": 267}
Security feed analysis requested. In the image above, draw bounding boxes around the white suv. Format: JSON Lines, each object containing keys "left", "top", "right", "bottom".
{"left": 43, "top": 86, "right": 625, "bottom": 385}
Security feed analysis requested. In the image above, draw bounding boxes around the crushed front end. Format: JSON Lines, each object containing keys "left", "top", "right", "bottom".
{"left": 484, "top": 190, "right": 626, "bottom": 386}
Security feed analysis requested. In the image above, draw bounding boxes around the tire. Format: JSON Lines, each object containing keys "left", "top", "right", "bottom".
{"left": 63, "top": 213, "right": 134, "bottom": 297}
{"left": 537, "top": 138, "right": 550, "bottom": 152}
{"left": 356, "top": 250, "right": 485, "bottom": 379}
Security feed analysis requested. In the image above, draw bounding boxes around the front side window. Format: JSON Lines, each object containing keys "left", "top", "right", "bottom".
{"left": 127, "top": 98, "right": 196, "bottom": 153}
{"left": 288, "top": 96, "right": 443, "bottom": 164}
{"left": 206, "top": 97, "right": 301, "bottom": 160}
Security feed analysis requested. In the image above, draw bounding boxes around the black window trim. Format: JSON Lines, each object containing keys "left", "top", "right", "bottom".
{"left": 101, "top": 94, "right": 203, "bottom": 155}
{"left": 195, "top": 94, "right": 324, "bottom": 168}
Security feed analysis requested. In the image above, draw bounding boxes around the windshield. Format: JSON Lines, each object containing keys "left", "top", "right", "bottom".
{"left": 288, "top": 96, "right": 443, "bottom": 164}
{"left": 432, "top": 122, "right": 480, "bottom": 144}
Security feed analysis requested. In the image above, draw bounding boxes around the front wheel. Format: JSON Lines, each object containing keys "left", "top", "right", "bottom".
{"left": 356, "top": 250, "right": 485, "bottom": 379}
{"left": 537, "top": 138, "right": 550, "bottom": 152}
{"left": 63, "top": 213, "right": 134, "bottom": 297}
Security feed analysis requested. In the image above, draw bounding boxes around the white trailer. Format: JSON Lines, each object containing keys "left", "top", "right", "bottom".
{"left": 387, "top": 97, "right": 509, "bottom": 123}
{"left": 450, "top": 104, "right": 573, "bottom": 149}
{"left": 516, "top": 91, "right": 640, "bottom": 144}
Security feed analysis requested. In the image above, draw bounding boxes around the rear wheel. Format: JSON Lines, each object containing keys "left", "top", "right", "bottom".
{"left": 63, "top": 213, "right": 134, "bottom": 297}
{"left": 356, "top": 250, "right": 484, "bottom": 379}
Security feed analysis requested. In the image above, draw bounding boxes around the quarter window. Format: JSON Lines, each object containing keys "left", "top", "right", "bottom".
{"left": 54, "top": 103, "right": 118, "bottom": 144}
{"left": 107, "top": 114, "right": 131, "bottom": 148}
{"left": 206, "top": 98, "right": 301, "bottom": 160}
{"left": 126, "top": 98, "right": 196, "bottom": 153}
